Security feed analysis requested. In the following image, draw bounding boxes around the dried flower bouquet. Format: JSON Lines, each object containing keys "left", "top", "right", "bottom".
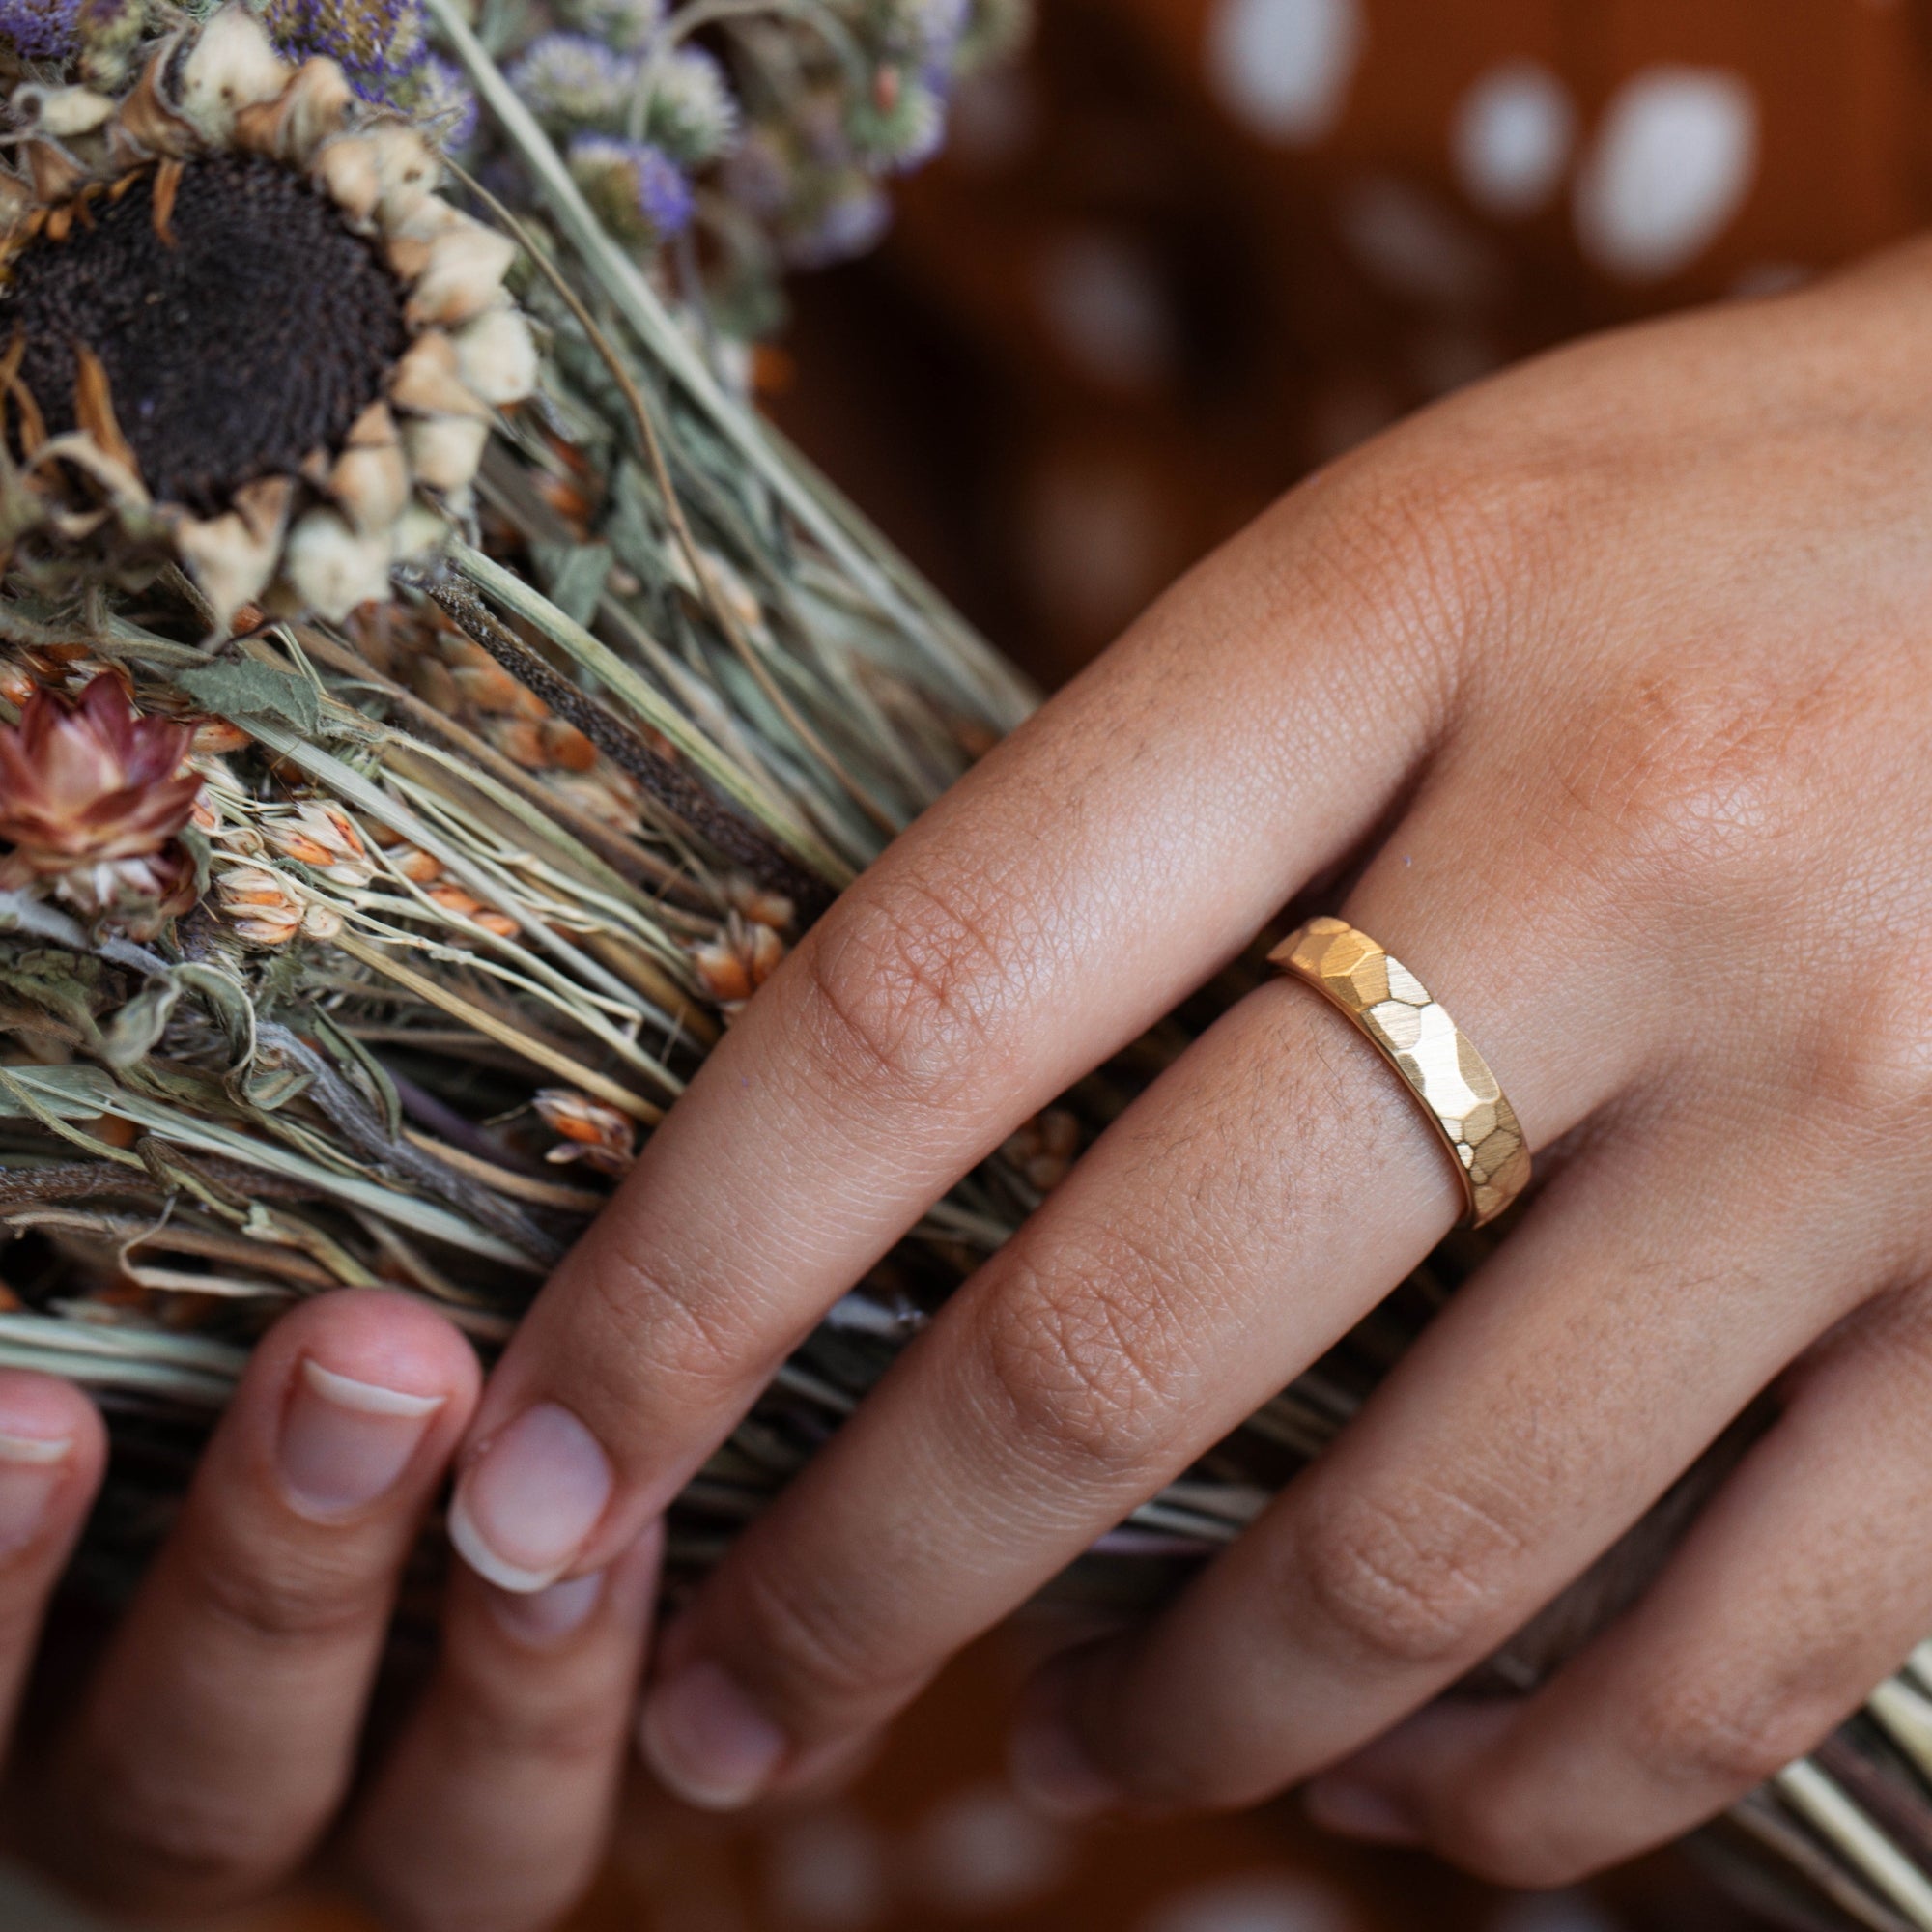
{"left": 0, "top": 6, "right": 1927, "bottom": 1929}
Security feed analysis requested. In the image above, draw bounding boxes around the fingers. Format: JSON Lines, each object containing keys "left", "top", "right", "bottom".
{"left": 1005, "top": 1110, "right": 1877, "bottom": 1825}
{"left": 1301, "top": 1280, "right": 1932, "bottom": 1888}
{"left": 0, "top": 1372, "right": 105, "bottom": 1747}
{"left": 448, "top": 482, "right": 1466, "bottom": 1592}
{"left": 347, "top": 1529, "right": 660, "bottom": 1932}
{"left": 43, "top": 1291, "right": 477, "bottom": 1918}
{"left": 629, "top": 785, "right": 1673, "bottom": 1813}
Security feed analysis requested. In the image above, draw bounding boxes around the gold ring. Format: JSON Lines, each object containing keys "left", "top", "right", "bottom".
{"left": 1269, "top": 917, "right": 1531, "bottom": 1229}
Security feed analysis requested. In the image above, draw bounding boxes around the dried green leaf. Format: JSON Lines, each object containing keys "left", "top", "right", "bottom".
{"left": 530, "top": 539, "right": 613, "bottom": 627}
{"left": 176, "top": 659, "right": 323, "bottom": 737}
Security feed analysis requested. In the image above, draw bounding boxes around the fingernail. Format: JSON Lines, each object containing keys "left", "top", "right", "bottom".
{"left": 487, "top": 1569, "right": 606, "bottom": 1647}
{"left": 448, "top": 1402, "right": 612, "bottom": 1593}
{"left": 1009, "top": 1714, "right": 1122, "bottom": 1822}
{"left": 639, "top": 1661, "right": 788, "bottom": 1810}
{"left": 0, "top": 1431, "right": 71, "bottom": 1558}
{"left": 279, "top": 1358, "right": 445, "bottom": 1520}
{"left": 1306, "top": 1776, "right": 1422, "bottom": 1845}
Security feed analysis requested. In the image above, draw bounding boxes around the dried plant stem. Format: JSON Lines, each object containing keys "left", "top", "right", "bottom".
{"left": 447, "top": 161, "right": 898, "bottom": 838}
{"left": 426, "top": 565, "right": 840, "bottom": 913}
{"left": 330, "top": 931, "right": 662, "bottom": 1123}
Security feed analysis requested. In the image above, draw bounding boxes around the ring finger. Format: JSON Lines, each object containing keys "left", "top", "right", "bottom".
{"left": 1012, "top": 1100, "right": 1883, "bottom": 1820}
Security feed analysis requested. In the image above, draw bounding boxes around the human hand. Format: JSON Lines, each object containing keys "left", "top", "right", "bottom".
{"left": 0, "top": 1292, "right": 656, "bottom": 1929}
{"left": 441, "top": 237, "right": 1932, "bottom": 1885}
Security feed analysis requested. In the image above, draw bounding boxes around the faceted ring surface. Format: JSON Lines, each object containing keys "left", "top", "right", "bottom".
{"left": 1269, "top": 917, "right": 1532, "bottom": 1229}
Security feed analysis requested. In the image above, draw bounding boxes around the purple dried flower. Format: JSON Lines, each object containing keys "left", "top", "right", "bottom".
{"left": 0, "top": 0, "right": 82, "bottom": 63}
{"left": 412, "top": 52, "right": 478, "bottom": 150}
{"left": 553, "top": 0, "right": 663, "bottom": 56}
{"left": 646, "top": 45, "right": 740, "bottom": 165}
{"left": 262, "top": 0, "right": 427, "bottom": 101}
{"left": 508, "top": 32, "right": 637, "bottom": 131}
{"left": 567, "top": 133, "right": 694, "bottom": 248}
{"left": 784, "top": 175, "right": 891, "bottom": 269}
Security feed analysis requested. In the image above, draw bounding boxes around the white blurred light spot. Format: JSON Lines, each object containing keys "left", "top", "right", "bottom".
{"left": 1575, "top": 68, "right": 1758, "bottom": 280}
{"left": 1143, "top": 1871, "right": 1358, "bottom": 1932}
{"left": 1336, "top": 176, "right": 1501, "bottom": 306}
{"left": 1035, "top": 232, "right": 1175, "bottom": 390}
{"left": 903, "top": 1783, "right": 1073, "bottom": 1914}
{"left": 763, "top": 1810, "right": 890, "bottom": 1930}
{"left": 1206, "top": 0, "right": 1365, "bottom": 145}
{"left": 1453, "top": 61, "right": 1576, "bottom": 215}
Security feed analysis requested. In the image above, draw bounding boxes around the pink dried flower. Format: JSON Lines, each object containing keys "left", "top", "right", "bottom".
{"left": 0, "top": 676, "right": 201, "bottom": 879}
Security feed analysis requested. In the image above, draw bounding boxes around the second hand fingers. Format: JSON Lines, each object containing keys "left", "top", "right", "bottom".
{"left": 0, "top": 1372, "right": 105, "bottom": 1752}
{"left": 347, "top": 1528, "right": 660, "bottom": 1932}
{"left": 43, "top": 1291, "right": 477, "bottom": 1918}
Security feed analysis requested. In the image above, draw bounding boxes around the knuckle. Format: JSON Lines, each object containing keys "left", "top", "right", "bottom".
{"left": 74, "top": 1751, "right": 300, "bottom": 1908}
{"left": 1626, "top": 1680, "right": 1820, "bottom": 1795}
{"left": 974, "top": 1236, "right": 1197, "bottom": 1479}
{"left": 1433, "top": 1784, "right": 1594, "bottom": 1892}
{"left": 576, "top": 1244, "right": 765, "bottom": 1409}
{"left": 1293, "top": 1482, "right": 1526, "bottom": 1670}
{"left": 728, "top": 1555, "right": 913, "bottom": 1723}
{"left": 1796, "top": 950, "right": 1932, "bottom": 1152}
{"left": 793, "top": 868, "right": 1016, "bottom": 1115}
{"left": 1311, "top": 449, "right": 1569, "bottom": 665}
{"left": 185, "top": 1537, "right": 386, "bottom": 1649}
{"left": 439, "top": 1690, "right": 618, "bottom": 1777}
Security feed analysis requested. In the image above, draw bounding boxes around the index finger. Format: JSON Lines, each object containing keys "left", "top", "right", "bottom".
{"left": 447, "top": 475, "right": 1461, "bottom": 1593}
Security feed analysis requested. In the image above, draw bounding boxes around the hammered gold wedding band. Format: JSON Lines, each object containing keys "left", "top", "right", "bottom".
{"left": 1270, "top": 917, "right": 1531, "bottom": 1229}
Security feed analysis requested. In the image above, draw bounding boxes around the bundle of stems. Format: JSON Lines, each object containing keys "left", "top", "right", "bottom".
{"left": 0, "top": 12, "right": 1923, "bottom": 1928}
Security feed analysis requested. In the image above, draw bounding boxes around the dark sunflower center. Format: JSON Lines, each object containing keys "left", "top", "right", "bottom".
{"left": 5, "top": 153, "right": 409, "bottom": 516}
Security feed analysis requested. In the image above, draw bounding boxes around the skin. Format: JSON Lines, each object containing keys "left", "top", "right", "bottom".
{"left": 12, "top": 238, "right": 1932, "bottom": 1918}
{"left": 0, "top": 1293, "right": 659, "bottom": 1932}
{"left": 441, "top": 236, "right": 1932, "bottom": 1884}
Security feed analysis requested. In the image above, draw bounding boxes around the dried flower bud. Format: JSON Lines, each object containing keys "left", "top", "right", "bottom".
{"left": 534, "top": 1088, "right": 636, "bottom": 1176}
{"left": 214, "top": 864, "right": 306, "bottom": 945}
{"left": 567, "top": 134, "right": 694, "bottom": 249}
{"left": 261, "top": 802, "right": 375, "bottom": 887}
{"left": 509, "top": 34, "right": 638, "bottom": 130}
{"left": 390, "top": 844, "right": 442, "bottom": 883}
{"left": 281, "top": 507, "right": 394, "bottom": 621}
{"left": 176, "top": 5, "right": 292, "bottom": 145}
{"left": 692, "top": 912, "right": 785, "bottom": 1014}
{"left": 550, "top": 0, "right": 662, "bottom": 55}
{"left": 647, "top": 48, "right": 741, "bottom": 167}
{"left": 452, "top": 306, "right": 538, "bottom": 409}
{"left": 726, "top": 880, "right": 796, "bottom": 931}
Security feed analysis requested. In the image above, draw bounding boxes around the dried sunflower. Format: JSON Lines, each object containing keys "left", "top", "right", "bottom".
{"left": 0, "top": 4, "right": 537, "bottom": 629}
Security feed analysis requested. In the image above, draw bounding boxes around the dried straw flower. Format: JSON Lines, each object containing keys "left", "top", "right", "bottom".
{"left": 0, "top": 674, "right": 200, "bottom": 935}
{"left": 0, "top": 5, "right": 535, "bottom": 628}
{"left": 534, "top": 1088, "right": 637, "bottom": 1175}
